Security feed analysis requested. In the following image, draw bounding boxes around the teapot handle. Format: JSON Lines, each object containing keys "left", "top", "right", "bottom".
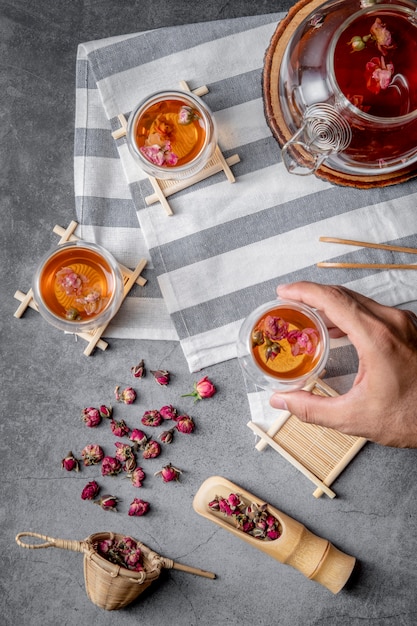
{"left": 281, "top": 104, "right": 352, "bottom": 176}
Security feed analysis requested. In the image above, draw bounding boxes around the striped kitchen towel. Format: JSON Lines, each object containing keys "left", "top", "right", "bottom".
{"left": 74, "top": 12, "right": 417, "bottom": 389}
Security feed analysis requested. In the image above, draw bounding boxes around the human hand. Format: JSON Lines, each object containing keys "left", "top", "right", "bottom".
{"left": 269, "top": 282, "right": 417, "bottom": 447}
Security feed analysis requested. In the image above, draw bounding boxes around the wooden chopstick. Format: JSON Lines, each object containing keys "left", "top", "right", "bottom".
{"left": 317, "top": 262, "right": 417, "bottom": 270}
{"left": 319, "top": 236, "right": 417, "bottom": 255}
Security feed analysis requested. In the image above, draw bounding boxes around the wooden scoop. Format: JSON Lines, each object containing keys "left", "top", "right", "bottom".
{"left": 193, "top": 476, "right": 356, "bottom": 594}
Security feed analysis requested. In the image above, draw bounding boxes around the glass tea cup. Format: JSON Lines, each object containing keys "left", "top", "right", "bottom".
{"left": 237, "top": 299, "right": 329, "bottom": 392}
{"left": 32, "top": 240, "right": 124, "bottom": 333}
{"left": 126, "top": 89, "right": 217, "bottom": 180}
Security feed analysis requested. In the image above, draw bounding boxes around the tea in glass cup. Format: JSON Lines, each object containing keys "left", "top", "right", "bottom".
{"left": 237, "top": 299, "right": 329, "bottom": 392}
{"left": 126, "top": 89, "right": 217, "bottom": 179}
{"left": 32, "top": 241, "right": 124, "bottom": 333}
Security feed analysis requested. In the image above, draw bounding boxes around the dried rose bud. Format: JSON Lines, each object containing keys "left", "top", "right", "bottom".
{"left": 81, "top": 480, "right": 100, "bottom": 500}
{"left": 124, "top": 455, "right": 137, "bottom": 474}
{"left": 61, "top": 451, "right": 80, "bottom": 472}
{"left": 150, "top": 369, "right": 170, "bottom": 386}
{"left": 159, "top": 428, "right": 175, "bottom": 444}
{"left": 141, "top": 410, "right": 162, "bottom": 427}
{"left": 208, "top": 498, "right": 220, "bottom": 511}
{"left": 175, "top": 414, "right": 195, "bottom": 434}
{"left": 130, "top": 467, "right": 146, "bottom": 487}
{"left": 101, "top": 456, "right": 122, "bottom": 476}
{"left": 128, "top": 498, "right": 150, "bottom": 516}
{"left": 81, "top": 407, "right": 102, "bottom": 428}
{"left": 159, "top": 404, "right": 178, "bottom": 420}
{"left": 110, "top": 418, "right": 130, "bottom": 438}
{"left": 142, "top": 440, "right": 161, "bottom": 459}
{"left": 81, "top": 444, "right": 104, "bottom": 466}
{"left": 95, "top": 494, "right": 119, "bottom": 511}
{"left": 129, "top": 429, "right": 148, "bottom": 448}
{"left": 131, "top": 359, "right": 146, "bottom": 379}
{"left": 114, "top": 385, "right": 137, "bottom": 405}
{"left": 182, "top": 376, "right": 216, "bottom": 402}
{"left": 154, "top": 463, "right": 182, "bottom": 483}
{"left": 114, "top": 441, "right": 134, "bottom": 463}
{"left": 99, "top": 405, "right": 112, "bottom": 419}
{"left": 124, "top": 548, "right": 144, "bottom": 571}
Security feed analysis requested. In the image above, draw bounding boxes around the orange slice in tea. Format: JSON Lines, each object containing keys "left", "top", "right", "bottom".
{"left": 163, "top": 112, "right": 199, "bottom": 160}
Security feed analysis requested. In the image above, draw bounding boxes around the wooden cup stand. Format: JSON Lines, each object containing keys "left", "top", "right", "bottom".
{"left": 13, "top": 220, "right": 148, "bottom": 356}
{"left": 247, "top": 377, "right": 367, "bottom": 498}
{"left": 111, "top": 80, "right": 240, "bottom": 215}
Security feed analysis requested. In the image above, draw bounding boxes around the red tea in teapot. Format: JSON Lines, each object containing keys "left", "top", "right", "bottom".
{"left": 334, "top": 11, "right": 417, "bottom": 117}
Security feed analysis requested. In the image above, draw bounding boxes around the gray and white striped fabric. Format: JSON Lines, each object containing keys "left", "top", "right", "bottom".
{"left": 75, "top": 13, "right": 417, "bottom": 426}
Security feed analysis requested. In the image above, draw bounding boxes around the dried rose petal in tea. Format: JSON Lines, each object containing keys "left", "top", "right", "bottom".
{"left": 39, "top": 245, "right": 116, "bottom": 324}
{"left": 135, "top": 99, "right": 206, "bottom": 168}
{"left": 251, "top": 307, "right": 321, "bottom": 380}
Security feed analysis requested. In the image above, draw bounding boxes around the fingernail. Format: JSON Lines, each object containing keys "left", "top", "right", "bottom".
{"left": 270, "top": 395, "right": 288, "bottom": 411}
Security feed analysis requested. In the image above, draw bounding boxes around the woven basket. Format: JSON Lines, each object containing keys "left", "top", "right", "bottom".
{"left": 16, "top": 531, "right": 215, "bottom": 611}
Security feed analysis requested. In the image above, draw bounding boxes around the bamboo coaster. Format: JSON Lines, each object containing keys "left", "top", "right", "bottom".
{"left": 248, "top": 378, "right": 367, "bottom": 498}
{"left": 112, "top": 81, "right": 240, "bottom": 215}
{"left": 13, "top": 221, "right": 148, "bottom": 356}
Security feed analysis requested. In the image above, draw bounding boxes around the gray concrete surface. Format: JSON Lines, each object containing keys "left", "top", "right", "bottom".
{"left": 2, "top": 1, "right": 417, "bottom": 625}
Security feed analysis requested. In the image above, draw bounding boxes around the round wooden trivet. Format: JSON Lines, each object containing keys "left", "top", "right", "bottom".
{"left": 262, "top": 0, "right": 417, "bottom": 188}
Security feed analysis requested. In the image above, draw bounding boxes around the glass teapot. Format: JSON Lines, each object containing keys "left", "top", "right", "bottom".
{"left": 278, "top": 0, "right": 417, "bottom": 176}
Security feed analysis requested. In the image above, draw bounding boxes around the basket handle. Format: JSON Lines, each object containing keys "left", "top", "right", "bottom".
{"left": 16, "top": 532, "right": 86, "bottom": 554}
{"left": 161, "top": 557, "right": 216, "bottom": 579}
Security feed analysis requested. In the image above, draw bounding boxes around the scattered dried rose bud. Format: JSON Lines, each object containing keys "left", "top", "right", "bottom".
{"left": 159, "top": 428, "right": 175, "bottom": 444}
{"left": 128, "top": 498, "right": 150, "bottom": 516}
{"left": 110, "top": 418, "right": 130, "bottom": 438}
{"left": 142, "top": 440, "right": 161, "bottom": 459}
{"left": 175, "top": 414, "right": 195, "bottom": 434}
{"left": 81, "top": 407, "right": 102, "bottom": 428}
{"left": 131, "top": 359, "right": 146, "bottom": 379}
{"left": 114, "top": 385, "right": 137, "bottom": 405}
{"left": 114, "top": 441, "right": 134, "bottom": 463}
{"left": 141, "top": 410, "right": 162, "bottom": 427}
{"left": 95, "top": 494, "right": 119, "bottom": 511}
{"left": 99, "top": 405, "right": 112, "bottom": 419}
{"left": 182, "top": 376, "right": 216, "bottom": 402}
{"left": 129, "top": 429, "right": 148, "bottom": 449}
{"left": 159, "top": 404, "right": 178, "bottom": 420}
{"left": 154, "top": 463, "right": 182, "bottom": 482}
{"left": 101, "top": 456, "right": 122, "bottom": 476}
{"left": 150, "top": 369, "right": 170, "bottom": 386}
{"left": 61, "top": 451, "right": 80, "bottom": 472}
{"left": 81, "top": 480, "right": 100, "bottom": 500}
{"left": 124, "top": 455, "right": 137, "bottom": 474}
{"left": 129, "top": 467, "right": 146, "bottom": 487}
{"left": 81, "top": 444, "right": 104, "bottom": 466}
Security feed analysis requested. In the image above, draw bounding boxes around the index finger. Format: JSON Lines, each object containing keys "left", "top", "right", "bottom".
{"left": 276, "top": 282, "right": 388, "bottom": 347}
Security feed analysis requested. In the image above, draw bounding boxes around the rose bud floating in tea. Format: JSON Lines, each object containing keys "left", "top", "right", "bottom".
{"left": 237, "top": 300, "right": 329, "bottom": 392}
{"left": 126, "top": 89, "right": 217, "bottom": 180}
{"left": 32, "top": 241, "right": 124, "bottom": 334}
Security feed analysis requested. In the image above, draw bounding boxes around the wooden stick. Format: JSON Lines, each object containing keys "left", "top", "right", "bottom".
{"left": 171, "top": 561, "right": 216, "bottom": 579}
{"left": 247, "top": 421, "right": 336, "bottom": 498}
{"left": 320, "top": 236, "right": 417, "bottom": 255}
{"left": 317, "top": 262, "right": 417, "bottom": 270}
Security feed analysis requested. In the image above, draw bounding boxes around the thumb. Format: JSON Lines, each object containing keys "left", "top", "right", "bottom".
{"left": 270, "top": 390, "right": 346, "bottom": 431}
